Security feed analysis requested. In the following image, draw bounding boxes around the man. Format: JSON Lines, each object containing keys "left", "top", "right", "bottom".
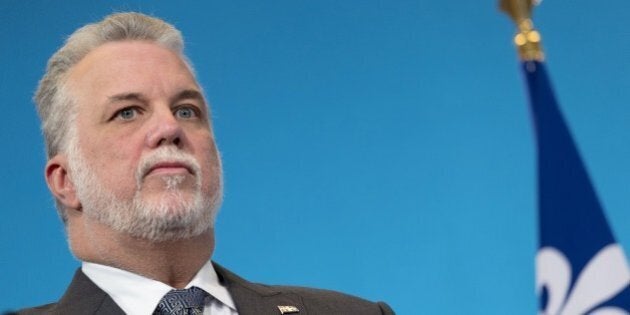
{"left": 17, "top": 12, "right": 394, "bottom": 315}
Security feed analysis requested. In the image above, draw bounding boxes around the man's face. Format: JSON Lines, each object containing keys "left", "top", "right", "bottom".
{"left": 64, "top": 41, "right": 222, "bottom": 241}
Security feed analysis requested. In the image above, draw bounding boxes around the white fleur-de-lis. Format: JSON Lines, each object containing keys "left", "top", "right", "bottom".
{"left": 536, "top": 244, "right": 630, "bottom": 315}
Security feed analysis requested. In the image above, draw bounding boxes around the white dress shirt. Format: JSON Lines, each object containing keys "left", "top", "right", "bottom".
{"left": 82, "top": 260, "right": 239, "bottom": 315}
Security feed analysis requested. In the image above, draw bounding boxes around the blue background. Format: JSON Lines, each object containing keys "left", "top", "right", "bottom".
{"left": 2, "top": 1, "right": 630, "bottom": 314}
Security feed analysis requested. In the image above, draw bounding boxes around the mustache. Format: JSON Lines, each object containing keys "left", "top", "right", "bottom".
{"left": 136, "top": 147, "right": 201, "bottom": 181}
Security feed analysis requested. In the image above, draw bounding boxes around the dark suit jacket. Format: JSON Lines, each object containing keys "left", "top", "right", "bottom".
{"left": 16, "top": 262, "right": 394, "bottom": 315}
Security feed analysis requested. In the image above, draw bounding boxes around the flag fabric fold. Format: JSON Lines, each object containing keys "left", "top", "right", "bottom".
{"left": 523, "top": 60, "right": 630, "bottom": 314}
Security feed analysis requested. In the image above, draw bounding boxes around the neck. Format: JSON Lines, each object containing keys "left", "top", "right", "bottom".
{"left": 68, "top": 217, "right": 214, "bottom": 288}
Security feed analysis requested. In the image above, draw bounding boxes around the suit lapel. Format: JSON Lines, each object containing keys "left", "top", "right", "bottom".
{"left": 53, "top": 269, "right": 125, "bottom": 315}
{"left": 214, "top": 263, "right": 308, "bottom": 315}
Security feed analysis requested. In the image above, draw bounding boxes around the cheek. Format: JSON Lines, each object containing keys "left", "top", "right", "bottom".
{"left": 84, "top": 141, "right": 141, "bottom": 193}
{"left": 198, "top": 143, "right": 222, "bottom": 189}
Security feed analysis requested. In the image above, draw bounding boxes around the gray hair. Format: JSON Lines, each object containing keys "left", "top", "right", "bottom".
{"left": 35, "top": 12, "right": 187, "bottom": 158}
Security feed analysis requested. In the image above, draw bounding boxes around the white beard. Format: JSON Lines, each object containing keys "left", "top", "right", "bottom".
{"left": 67, "top": 141, "right": 222, "bottom": 242}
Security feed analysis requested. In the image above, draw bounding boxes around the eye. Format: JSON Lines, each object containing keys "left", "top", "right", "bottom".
{"left": 174, "top": 106, "right": 198, "bottom": 119}
{"left": 113, "top": 107, "right": 141, "bottom": 121}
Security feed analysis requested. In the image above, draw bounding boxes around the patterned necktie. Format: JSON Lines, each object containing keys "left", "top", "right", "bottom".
{"left": 154, "top": 286, "right": 209, "bottom": 315}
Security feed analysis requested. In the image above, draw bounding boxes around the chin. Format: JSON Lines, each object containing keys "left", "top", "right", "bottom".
{"left": 125, "top": 191, "right": 215, "bottom": 242}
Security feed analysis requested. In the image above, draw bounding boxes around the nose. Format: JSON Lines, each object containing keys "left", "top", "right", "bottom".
{"left": 146, "top": 110, "right": 183, "bottom": 148}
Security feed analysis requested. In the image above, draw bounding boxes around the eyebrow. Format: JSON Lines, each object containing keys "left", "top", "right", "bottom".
{"left": 171, "top": 89, "right": 205, "bottom": 105}
{"left": 107, "top": 92, "right": 146, "bottom": 104}
{"left": 106, "top": 90, "right": 205, "bottom": 104}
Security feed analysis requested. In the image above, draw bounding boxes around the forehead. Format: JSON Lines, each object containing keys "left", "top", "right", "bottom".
{"left": 66, "top": 41, "right": 201, "bottom": 105}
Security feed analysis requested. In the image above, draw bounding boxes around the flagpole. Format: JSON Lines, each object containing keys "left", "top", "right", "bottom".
{"left": 499, "top": 0, "right": 544, "bottom": 61}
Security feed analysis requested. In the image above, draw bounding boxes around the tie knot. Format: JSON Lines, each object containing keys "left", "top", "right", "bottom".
{"left": 155, "top": 286, "right": 208, "bottom": 315}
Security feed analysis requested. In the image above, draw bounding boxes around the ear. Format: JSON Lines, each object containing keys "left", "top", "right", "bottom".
{"left": 46, "top": 154, "right": 81, "bottom": 210}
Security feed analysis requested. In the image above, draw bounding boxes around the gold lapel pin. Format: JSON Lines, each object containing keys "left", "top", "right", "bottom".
{"left": 277, "top": 305, "right": 300, "bottom": 314}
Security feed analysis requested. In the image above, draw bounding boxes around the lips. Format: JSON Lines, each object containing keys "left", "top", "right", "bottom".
{"left": 145, "top": 161, "right": 194, "bottom": 177}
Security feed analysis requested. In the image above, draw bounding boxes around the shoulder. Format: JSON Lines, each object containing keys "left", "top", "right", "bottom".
{"left": 11, "top": 303, "right": 57, "bottom": 315}
{"left": 11, "top": 269, "right": 124, "bottom": 315}
{"left": 213, "top": 262, "right": 395, "bottom": 315}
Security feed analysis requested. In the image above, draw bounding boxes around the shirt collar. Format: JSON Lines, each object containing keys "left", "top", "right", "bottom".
{"left": 187, "top": 261, "right": 237, "bottom": 310}
{"left": 82, "top": 260, "right": 236, "bottom": 315}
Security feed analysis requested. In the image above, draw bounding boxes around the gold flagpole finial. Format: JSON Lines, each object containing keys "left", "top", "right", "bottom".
{"left": 499, "top": 0, "right": 544, "bottom": 61}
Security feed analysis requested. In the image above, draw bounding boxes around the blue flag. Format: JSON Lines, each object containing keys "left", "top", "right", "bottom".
{"left": 523, "top": 60, "right": 630, "bottom": 314}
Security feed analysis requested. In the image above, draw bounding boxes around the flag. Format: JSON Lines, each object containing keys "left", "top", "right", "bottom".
{"left": 523, "top": 60, "right": 630, "bottom": 314}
